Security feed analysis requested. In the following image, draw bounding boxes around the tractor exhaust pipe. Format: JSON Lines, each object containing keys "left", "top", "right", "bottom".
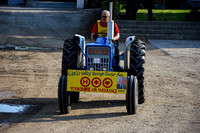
{"left": 109, "top": 2, "right": 113, "bottom": 20}
{"left": 107, "top": 2, "right": 114, "bottom": 42}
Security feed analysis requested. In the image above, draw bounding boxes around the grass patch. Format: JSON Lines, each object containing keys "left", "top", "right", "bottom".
{"left": 121, "top": 9, "right": 192, "bottom": 21}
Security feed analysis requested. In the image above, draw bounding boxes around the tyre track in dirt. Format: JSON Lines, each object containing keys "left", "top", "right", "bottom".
{"left": 0, "top": 50, "right": 61, "bottom": 100}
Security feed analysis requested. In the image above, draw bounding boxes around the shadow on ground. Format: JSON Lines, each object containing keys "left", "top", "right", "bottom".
{"left": 0, "top": 98, "right": 127, "bottom": 125}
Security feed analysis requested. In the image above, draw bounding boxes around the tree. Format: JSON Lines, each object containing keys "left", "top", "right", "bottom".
{"left": 111, "top": 0, "right": 153, "bottom": 20}
{"left": 141, "top": 0, "right": 153, "bottom": 21}
{"left": 123, "top": 0, "right": 153, "bottom": 20}
{"left": 125, "top": 0, "right": 140, "bottom": 20}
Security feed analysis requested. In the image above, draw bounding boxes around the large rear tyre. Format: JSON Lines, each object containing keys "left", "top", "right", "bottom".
{"left": 62, "top": 38, "right": 79, "bottom": 76}
{"left": 130, "top": 40, "right": 145, "bottom": 104}
{"left": 126, "top": 75, "right": 138, "bottom": 114}
{"left": 58, "top": 76, "right": 71, "bottom": 114}
{"left": 62, "top": 37, "right": 80, "bottom": 102}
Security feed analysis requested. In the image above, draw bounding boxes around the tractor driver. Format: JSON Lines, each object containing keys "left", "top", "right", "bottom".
{"left": 91, "top": 10, "right": 120, "bottom": 42}
{"left": 91, "top": 10, "right": 121, "bottom": 70}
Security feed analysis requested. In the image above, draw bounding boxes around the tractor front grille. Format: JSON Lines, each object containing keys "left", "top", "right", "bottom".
{"left": 87, "top": 46, "right": 110, "bottom": 71}
{"left": 87, "top": 57, "right": 109, "bottom": 71}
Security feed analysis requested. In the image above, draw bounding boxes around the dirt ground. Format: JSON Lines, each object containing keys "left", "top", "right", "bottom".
{"left": 0, "top": 41, "right": 199, "bottom": 132}
{"left": 0, "top": 2, "right": 200, "bottom": 133}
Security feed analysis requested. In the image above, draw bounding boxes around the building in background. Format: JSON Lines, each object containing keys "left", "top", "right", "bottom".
{"left": 0, "top": 0, "right": 25, "bottom": 5}
{"left": 181, "top": 0, "right": 200, "bottom": 9}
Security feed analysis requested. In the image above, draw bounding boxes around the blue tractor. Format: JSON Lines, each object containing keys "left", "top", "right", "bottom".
{"left": 58, "top": 2, "right": 145, "bottom": 115}
{"left": 58, "top": 33, "right": 145, "bottom": 115}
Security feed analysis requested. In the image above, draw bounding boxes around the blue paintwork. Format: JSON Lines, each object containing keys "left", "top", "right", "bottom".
{"left": 85, "top": 37, "right": 116, "bottom": 71}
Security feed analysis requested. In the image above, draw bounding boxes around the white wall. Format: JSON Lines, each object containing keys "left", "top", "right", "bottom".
{"left": 77, "top": 0, "right": 84, "bottom": 8}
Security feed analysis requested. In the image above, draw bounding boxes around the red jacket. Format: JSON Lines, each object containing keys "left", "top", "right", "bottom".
{"left": 91, "top": 21, "right": 119, "bottom": 36}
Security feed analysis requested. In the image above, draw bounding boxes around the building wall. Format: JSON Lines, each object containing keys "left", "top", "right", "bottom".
{"left": 8, "top": 0, "right": 24, "bottom": 5}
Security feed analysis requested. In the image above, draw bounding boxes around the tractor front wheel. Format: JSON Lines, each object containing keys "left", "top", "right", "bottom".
{"left": 58, "top": 75, "right": 71, "bottom": 114}
{"left": 126, "top": 75, "right": 138, "bottom": 114}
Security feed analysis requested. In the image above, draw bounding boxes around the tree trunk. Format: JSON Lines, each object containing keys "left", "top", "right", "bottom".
{"left": 142, "top": 0, "right": 153, "bottom": 21}
{"left": 148, "top": 8, "right": 152, "bottom": 21}
{"left": 126, "top": 0, "right": 138, "bottom": 20}
{"left": 113, "top": 0, "right": 119, "bottom": 20}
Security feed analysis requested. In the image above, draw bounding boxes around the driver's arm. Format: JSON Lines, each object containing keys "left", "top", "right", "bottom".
{"left": 112, "top": 33, "right": 120, "bottom": 42}
{"left": 91, "top": 22, "right": 98, "bottom": 42}
{"left": 112, "top": 23, "right": 120, "bottom": 42}
{"left": 91, "top": 33, "right": 96, "bottom": 42}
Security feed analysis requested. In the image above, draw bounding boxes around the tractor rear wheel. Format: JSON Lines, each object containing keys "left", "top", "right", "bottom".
{"left": 62, "top": 37, "right": 80, "bottom": 103}
{"left": 130, "top": 40, "right": 146, "bottom": 104}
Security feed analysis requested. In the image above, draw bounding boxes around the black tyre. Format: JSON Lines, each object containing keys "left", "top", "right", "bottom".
{"left": 62, "top": 37, "right": 79, "bottom": 76}
{"left": 58, "top": 75, "right": 71, "bottom": 114}
{"left": 62, "top": 37, "right": 80, "bottom": 102}
{"left": 126, "top": 75, "right": 138, "bottom": 114}
{"left": 130, "top": 40, "right": 145, "bottom": 104}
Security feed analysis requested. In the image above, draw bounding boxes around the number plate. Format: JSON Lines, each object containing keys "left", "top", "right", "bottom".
{"left": 94, "top": 58, "right": 100, "bottom": 63}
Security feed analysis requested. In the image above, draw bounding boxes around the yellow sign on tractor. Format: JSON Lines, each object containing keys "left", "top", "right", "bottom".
{"left": 67, "top": 70, "right": 127, "bottom": 94}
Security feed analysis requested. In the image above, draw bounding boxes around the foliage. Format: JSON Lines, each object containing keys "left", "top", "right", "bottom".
{"left": 101, "top": 0, "right": 110, "bottom": 10}
{"left": 185, "top": 9, "right": 200, "bottom": 21}
{"left": 165, "top": 0, "right": 188, "bottom": 9}
{"left": 118, "top": 0, "right": 126, "bottom": 11}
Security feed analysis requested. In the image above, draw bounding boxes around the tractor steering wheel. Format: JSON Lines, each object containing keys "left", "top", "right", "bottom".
{"left": 93, "top": 33, "right": 107, "bottom": 41}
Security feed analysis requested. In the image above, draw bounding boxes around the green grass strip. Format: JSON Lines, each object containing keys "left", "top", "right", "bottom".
{"left": 121, "top": 9, "right": 192, "bottom": 21}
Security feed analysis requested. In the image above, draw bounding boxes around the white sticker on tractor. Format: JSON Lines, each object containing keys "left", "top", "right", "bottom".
{"left": 94, "top": 58, "right": 100, "bottom": 63}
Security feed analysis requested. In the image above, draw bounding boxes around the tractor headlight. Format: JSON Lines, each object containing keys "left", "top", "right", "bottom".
{"left": 89, "top": 66, "right": 95, "bottom": 71}
{"left": 101, "top": 66, "right": 108, "bottom": 71}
